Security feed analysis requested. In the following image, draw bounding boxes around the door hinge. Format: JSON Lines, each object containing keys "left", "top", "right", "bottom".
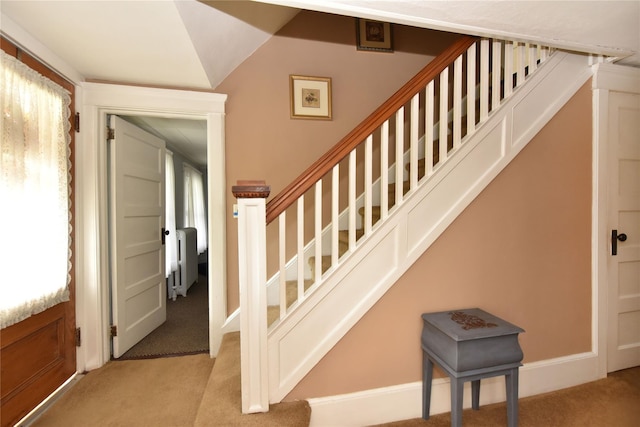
{"left": 75, "top": 327, "right": 81, "bottom": 347}
{"left": 74, "top": 112, "right": 80, "bottom": 133}
{"left": 107, "top": 127, "right": 115, "bottom": 140}
{"left": 110, "top": 325, "right": 118, "bottom": 337}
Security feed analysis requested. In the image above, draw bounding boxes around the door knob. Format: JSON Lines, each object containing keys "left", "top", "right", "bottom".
{"left": 611, "top": 229, "right": 627, "bottom": 256}
{"left": 162, "top": 227, "right": 170, "bottom": 244}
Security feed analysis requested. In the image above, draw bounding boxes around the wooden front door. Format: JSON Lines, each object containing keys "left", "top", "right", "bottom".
{"left": 0, "top": 37, "right": 76, "bottom": 427}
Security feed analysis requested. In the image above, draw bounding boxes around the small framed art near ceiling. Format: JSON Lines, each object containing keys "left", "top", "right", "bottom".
{"left": 356, "top": 18, "right": 393, "bottom": 52}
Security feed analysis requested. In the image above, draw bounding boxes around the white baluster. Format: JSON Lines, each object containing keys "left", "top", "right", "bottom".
{"left": 504, "top": 41, "right": 514, "bottom": 98}
{"left": 466, "top": 44, "right": 476, "bottom": 138}
{"left": 540, "top": 46, "right": 549, "bottom": 63}
{"left": 410, "top": 94, "right": 419, "bottom": 188}
{"left": 395, "top": 107, "right": 404, "bottom": 205}
{"left": 314, "top": 180, "right": 322, "bottom": 284}
{"left": 439, "top": 68, "right": 448, "bottom": 163}
{"left": 492, "top": 40, "right": 502, "bottom": 111}
{"left": 348, "top": 150, "right": 357, "bottom": 251}
{"left": 380, "top": 120, "right": 389, "bottom": 220}
{"left": 529, "top": 44, "right": 538, "bottom": 73}
{"left": 364, "top": 135, "right": 373, "bottom": 235}
{"left": 480, "top": 39, "right": 489, "bottom": 121}
{"left": 278, "top": 212, "right": 286, "bottom": 319}
{"left": 297, "top": 195, "right": 304, "bottom": 302}
{"left": 425, "top": 81, "right": 435, "bottom": 176}
{"left": 331, "top": 164, "right": 339, "bottom": 266}
{"left": 453, "top": 55, "right": 462, "bottom": 149}
{"left": 516, "top": 42, "right": 525, "bottom": 87}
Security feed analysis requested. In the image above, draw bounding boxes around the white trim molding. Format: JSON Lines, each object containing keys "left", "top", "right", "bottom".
{"left": 591, "top": 62, "right": 640, "bottom": 378}
{"left": 76, "top": 82, "right": 227, "bottom": 371}
{"left": 307, "top": 59, "right": 639, "bottom": 427}
{"left": 309, "top": 352, "right": 600, "bottom": 426}
{"left": 267, "top": 51, "right": 594, "bottom": 403}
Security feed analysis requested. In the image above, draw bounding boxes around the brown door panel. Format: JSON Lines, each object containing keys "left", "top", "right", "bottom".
{"left": 1, "top": 303, "right": 76, "bottom": 427}
{"left": 1, "top": 35, "right": 76, "bottom": 427}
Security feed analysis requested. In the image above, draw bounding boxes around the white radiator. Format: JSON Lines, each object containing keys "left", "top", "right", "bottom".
{"left": 170, "top": 227, "right": 198, "bottom": 299}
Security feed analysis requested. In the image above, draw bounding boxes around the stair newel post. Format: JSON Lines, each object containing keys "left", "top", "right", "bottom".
{"left": 232, "top": 180, "right": 271, "bottom": 414}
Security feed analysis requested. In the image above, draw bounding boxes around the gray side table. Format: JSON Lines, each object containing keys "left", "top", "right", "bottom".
{"left": 421, "top": 308, "right": 524, "bottom": 427}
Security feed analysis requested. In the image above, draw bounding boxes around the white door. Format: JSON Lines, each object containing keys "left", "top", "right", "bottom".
{"left": 607, "top": 91, "right": 640, "bottom": 372}
{"left": 110, "top": 115, "right": 167, "bottom": 358}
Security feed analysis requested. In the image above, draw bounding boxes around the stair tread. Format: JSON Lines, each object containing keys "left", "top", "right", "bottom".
{"left": 268, "top": 279, "right": 313, "bottom": 327}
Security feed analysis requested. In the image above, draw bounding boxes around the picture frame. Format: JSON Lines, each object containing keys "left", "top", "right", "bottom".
{"left": 356, "top": 18, "right": 393, "bottom": 52}
{"left": 289, "top": 75, "right": 332, "bottom": 120}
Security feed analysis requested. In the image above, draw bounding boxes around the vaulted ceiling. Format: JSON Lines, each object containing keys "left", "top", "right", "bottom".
{"left": 2, "top": 0, "right": 638, "bottom": 91}
{"left": 1, "top": 1, "right": 637, "bottom": 166}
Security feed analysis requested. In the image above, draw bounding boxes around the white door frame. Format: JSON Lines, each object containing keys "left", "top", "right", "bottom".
{"left": 592, "top": 62, "right": 640, "bottom": 378}
{"left": 76, "top": 82, "right": 227, "bottom": 371}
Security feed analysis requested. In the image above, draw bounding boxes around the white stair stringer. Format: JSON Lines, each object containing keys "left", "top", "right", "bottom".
{"left": 266, "top": 51, "right": 593, "bottom": 403}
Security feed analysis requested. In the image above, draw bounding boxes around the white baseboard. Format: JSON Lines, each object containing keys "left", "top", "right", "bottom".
{"left": 308, "top": 352, "right": 601, "bottom": 427}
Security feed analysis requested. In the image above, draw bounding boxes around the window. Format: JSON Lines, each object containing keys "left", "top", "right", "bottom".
{"left": 183, "top": 164, "right": 207, "bottom": 254}
{"left": 165, "top": 151, "right": 178, "bottom": 277}
{"left": 0, "top": 50, "right": 72, "bottom": 328}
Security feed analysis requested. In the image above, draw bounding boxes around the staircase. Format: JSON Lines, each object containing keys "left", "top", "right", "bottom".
{"left": 234, "top": 36, "right": 595, "bottom": 415}
{"left": 304, "top": 158, "right": 435, "bottom": 280}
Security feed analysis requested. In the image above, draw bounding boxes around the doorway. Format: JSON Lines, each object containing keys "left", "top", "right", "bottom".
{"left": 593, "top": 64, "right": 640, "bottom": 377}
{"left": 605, "top": 91, "right": 640, "bottom": 372}
{"left": 113, "top": 115, "right": 211, "bottom": 359}
{"left": 76, "top": 82, "right": 228, "bottom": 372}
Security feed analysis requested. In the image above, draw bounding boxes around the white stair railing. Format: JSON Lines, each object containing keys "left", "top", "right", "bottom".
{"left": 265, "top": 39, "right": 553, "bottom": 320}
{"left": 235, "top": 37, "right": 554, "bottom": 413}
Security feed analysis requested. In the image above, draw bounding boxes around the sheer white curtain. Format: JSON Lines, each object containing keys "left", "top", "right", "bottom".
{"left": 165, "top": 151, "right": 178, "bottom": 277}
{"left": 183, "top": 164, "right": 207, "bottom": 254}
{"left": 0, "top": 51, "right": 71, "bottom": 329}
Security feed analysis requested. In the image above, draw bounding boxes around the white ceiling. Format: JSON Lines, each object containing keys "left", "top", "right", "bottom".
{"left": 120, "top": 115, "right": 209, "bottom": 167}
{"left": 1, "top": 0, "right": 638, "bottom": 166}
{"left": 261, "top": 0, "right": 640, "bottom": 66}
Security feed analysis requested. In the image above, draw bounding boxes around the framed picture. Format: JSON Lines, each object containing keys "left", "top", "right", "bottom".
{"left": 290, "top": 75, "right": 332, "bottom": 120}
{"left": 356, "top": 18, "right": 393, "bottom": 52}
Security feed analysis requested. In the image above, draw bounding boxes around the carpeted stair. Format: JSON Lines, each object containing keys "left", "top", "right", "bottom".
{"left": 267, "top": 280, "right": 314, "bottom": 326}
{"left": 270, "top": 98, "right": 476, "bottom": 319}
{"left": 194, "top": 331, "right": 311, "bottom": 426}
{"left": 305, "top": 157, "right": 425, "bottom": 281}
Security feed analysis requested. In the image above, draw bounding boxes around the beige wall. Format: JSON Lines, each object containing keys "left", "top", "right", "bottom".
{"left": 216, "top": 10, "right": 592, "bottom": 400}
{"left": 215, "top": 11, "right": 460, "bottom": 311}
{"left": 286, "top": 81, "right": 593, "bottom": 400}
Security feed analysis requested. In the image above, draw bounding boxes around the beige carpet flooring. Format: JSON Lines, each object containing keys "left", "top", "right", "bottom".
{"left": 30, "top": 354, "right": 215, "bottom": 427}
{"left": 374, "top": 366, "right": 640, "bottom": 427}
{"left": 27, "top": 329, "right": 638, "bottom": 427}
{"left": 29, "top": 359, "right": 639, "bottom": 427}
{"left": 194, "top": 332, "right": 311, "bottom": 427}
{"left": 29, "top": 332, "right": 310, "bottom": 427}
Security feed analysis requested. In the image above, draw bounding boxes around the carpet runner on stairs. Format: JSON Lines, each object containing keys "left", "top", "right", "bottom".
{"left": 306, "top": 174, "right": 406, "bottom": 280}
{"left": 270, "top": 156, "right": 430, "bottom": 320}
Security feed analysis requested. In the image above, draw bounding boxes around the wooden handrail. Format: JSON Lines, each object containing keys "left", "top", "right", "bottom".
{"left": 265, "top": 35, "right": 478, "bottom": 224}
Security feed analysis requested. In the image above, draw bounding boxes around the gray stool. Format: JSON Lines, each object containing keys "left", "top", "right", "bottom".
{"left": 421, "top": 308, "right": 524, "bottom": 427}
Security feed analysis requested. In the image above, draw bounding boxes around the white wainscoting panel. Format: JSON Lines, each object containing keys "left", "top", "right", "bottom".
{"left": 269, "top": 225, "right": 402, "bottom": 400}
{"left": 267, "top": 51, "right": 593, "bottom": 403}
